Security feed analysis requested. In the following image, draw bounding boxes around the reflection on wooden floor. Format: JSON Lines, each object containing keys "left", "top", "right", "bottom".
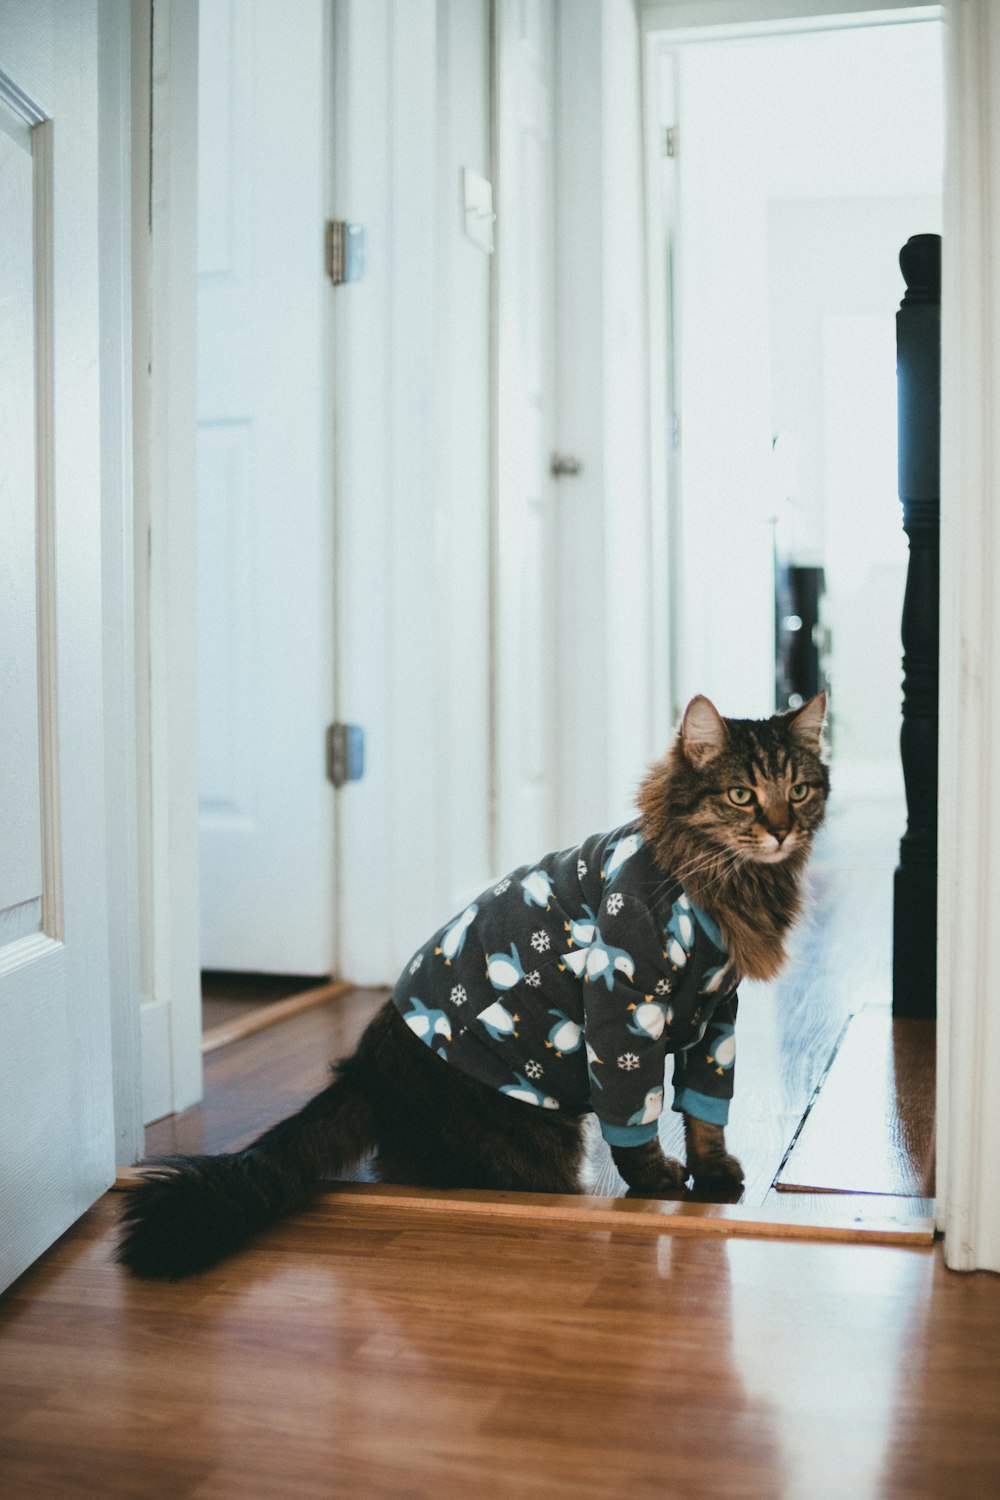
{"left": 776, "top": 1008, "right": 935, "bottom": 1197}
{"left": 149, "top": 786, "right": 935, "bottom": 1234}
{"left": 5, "top": 1196, "right": 996, "bottom": 1500}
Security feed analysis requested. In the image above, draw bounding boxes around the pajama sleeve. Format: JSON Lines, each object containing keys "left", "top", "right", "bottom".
{"left": 671, "top": 991, "right": 739, "bottom": 1125}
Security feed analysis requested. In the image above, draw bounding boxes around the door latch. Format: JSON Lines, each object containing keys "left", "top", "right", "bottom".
{"left": 326, "top": 723, "right": 365, "bottom": 787}
{"left": 325, "top": 222, "right": 366, "bottom": 285}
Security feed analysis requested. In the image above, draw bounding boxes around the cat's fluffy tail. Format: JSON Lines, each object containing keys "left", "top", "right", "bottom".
{"left": 117, "top": 1061, "right": 375, "bottom": 1280}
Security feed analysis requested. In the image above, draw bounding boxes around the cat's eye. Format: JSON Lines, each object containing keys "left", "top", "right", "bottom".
{"left": 790, "top": 782, "right": 812, "bottom": 803}
{"left": 727, "top": 787, "right": 753, "bottom": 807}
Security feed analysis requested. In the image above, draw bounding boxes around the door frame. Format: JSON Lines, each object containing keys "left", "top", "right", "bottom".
{"left": 640, "top": 0, "right": 1000, "bottom": 1272}
{"left": 98, "top": 0, "right": 145, "bottom": 1163}
{"left": 131, "top": 0, "right": 203, "bottom": 1124}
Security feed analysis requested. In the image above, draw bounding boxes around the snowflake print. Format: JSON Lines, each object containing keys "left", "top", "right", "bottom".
{"left": 617, "top": 1052, "right": 640, "bottom": 1072}
{"left": 525, "top": 970, "right": 542, "bottom": 988}
{"left": 531, "top": 930, "right": 551, "bottom": 954}
{"left": 450, "top": 984, "right": 467, "bottom": 1007}
{"left": 577, "top": 859, "right": 587, "bottom": 880}
{"left": 655, "top": 977, "right": 673, "bottom": 996}
{"left": 493, "top": 877, "right": 512, "bottom": 896}
{"left": 605, "top": 892, "right": 624, "bottom": 917}
{"left": 525, "top": 1060, "right": 544, "bottom": 1080}
{"left": 409, "top": 954, "right": 424, "bottom": 975}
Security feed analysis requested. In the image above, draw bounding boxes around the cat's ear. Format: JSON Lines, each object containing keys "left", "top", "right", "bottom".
{"left": 681, "top": 695, "right": 728, "bottom": 767}
{"left": 788, "top": 691, "right": 827, "bottom": 753}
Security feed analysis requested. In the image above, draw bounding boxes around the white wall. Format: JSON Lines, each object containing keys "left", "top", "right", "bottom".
{"left": 665, "top": 21, "right": 943, "bottom": 724}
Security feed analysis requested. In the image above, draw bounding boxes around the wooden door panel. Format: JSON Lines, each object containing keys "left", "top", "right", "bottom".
{"left": 196, "top": 0, "right": 335, "bottom": 975}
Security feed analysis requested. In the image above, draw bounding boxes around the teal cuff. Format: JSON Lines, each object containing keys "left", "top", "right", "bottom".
{"left": 599, "top": 1119, "right": 660, "bottom": 1147}
{"left": 672, "top": 1087, "right": 730, "bottom": 1126}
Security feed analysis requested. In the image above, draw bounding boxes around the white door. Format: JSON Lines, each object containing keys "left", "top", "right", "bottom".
{"left": 0, "top": 0, "right": 116, "bottom": 1291}
{"left": 197, "top": 0, "right": 336, "bottom": 975}
{"left": 495, "top": 0, "right": 558, "bottom": 872}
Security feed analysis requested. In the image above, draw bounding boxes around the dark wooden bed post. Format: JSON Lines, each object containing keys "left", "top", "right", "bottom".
{"left": 893, "top": 233, "right": 941, "bottom": 1020}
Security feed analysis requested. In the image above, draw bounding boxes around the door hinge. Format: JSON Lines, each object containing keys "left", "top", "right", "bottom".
{"left": 326, "top": 723, "right": 365, "bottom": 788}
{"left": 663, "top": 126, "right": 678, "bottom": 159}
{"left": 325, "top": 221, "right": 366, "bottom": 285}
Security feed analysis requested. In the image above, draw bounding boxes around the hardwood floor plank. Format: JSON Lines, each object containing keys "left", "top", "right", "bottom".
{"left": 776, "top": 1008, "right": 936, "bottom": 1196}
{"left": 201, "top": 969, "right": 324, "bottom": 1029}
{"left": 201, "top": 979, "right": 354, "bottom": 1054}
{"left": 3, "top": 1196, "right": 999, "bottom": 1500}
{"left": 146, "top": 987, "right": 386, "bottom": 1153}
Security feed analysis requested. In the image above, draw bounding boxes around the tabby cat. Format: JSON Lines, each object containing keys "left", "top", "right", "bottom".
{"left": 119, "top": 693, "right": 828, "bottom": 1279}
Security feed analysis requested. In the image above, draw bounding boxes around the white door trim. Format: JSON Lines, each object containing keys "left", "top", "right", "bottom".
{"left": 638, "top": 0, "right": 941, "bottom": 37}
{"left": 132, "top": 0, "right": 203, "bottom": 1121}
{"left": 642, "top": 0, "right": 1000, "bottom": 1271}
{"left": 936, "top": 0, "right": 1000, "bottom": 1273}
{"left": 98, "top": 0, "right": 144, "bottom": 1163}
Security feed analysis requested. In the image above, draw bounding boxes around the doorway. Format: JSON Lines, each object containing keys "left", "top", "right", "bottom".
{"left": 140, "top": 2, "right": 947, "bottom": 1230}
{"left": 647, "top": 14, "right": 943, "bottom": 1203}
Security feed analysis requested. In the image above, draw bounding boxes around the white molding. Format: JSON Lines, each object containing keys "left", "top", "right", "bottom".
{"left": 133, "top": 0, "right": 203, "bottom": 1120}
{"left": 99, "top": 0, "right": 144, "bottom": 1166}
{"left": 642, "top": 28, "right": 677, "bottom": 746}
{"left": 0, "top": 932, "right": 62, "bottom": 980}
{"left": 553, "top": 0, "right": 659, "bottom": 835}
{"left": 140, "top": 998, "right": 173, "bottom": 1126}
{"left": 937, "top": 0, "right": 1000, "bottom": 1273}
{"left": 32, "top": 117, "right": 63, "bottom": 944}
{"left": 639, "top": 0, "right": 940, "bottom": 38}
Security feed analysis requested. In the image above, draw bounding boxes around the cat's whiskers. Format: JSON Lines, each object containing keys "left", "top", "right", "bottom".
{"left": 684, "top": 846, "right": 747, "bottom": 902}
{"left": 664, "top": 842, "right": 745, "bottom": 895}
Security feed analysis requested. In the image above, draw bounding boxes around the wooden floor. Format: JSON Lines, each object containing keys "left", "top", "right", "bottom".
{"left": 200, "top": 970, "right": 322, "bottom": 1032}
{"left": 2, "top": 1195, "right": 999, "bottom": 1498}
{"left": 1, "top": 793, "right": 991, "bottom": 1497}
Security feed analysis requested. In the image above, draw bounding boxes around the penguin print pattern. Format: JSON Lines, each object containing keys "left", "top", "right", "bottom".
{"left": 392, "top": 823, "right": 737, "bottom": 1148}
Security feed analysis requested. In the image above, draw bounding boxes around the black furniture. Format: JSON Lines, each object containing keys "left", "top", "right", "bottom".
{"left": 893, "top": 233, "right": 940, "bottom": 1021}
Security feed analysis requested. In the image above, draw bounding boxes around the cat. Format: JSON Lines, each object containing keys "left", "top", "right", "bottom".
{"left": 119, "top": 692, "right": 828, "bottom": 1279}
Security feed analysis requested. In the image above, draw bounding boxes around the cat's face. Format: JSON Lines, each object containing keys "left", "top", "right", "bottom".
{"left": 677, "top": 694, "right": 829, "bottom": 866}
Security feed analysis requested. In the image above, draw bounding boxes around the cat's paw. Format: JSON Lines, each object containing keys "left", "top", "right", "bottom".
{"left": 623, "top": 1154, "right": 688, "bottom": 1198}
{"left": 688, "top": 1152, "right": 745, "bottom": 1200}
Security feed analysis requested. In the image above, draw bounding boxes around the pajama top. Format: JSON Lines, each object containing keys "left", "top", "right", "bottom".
{"left": 391, "top": 822, "right": 739, "bottom": 1147}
